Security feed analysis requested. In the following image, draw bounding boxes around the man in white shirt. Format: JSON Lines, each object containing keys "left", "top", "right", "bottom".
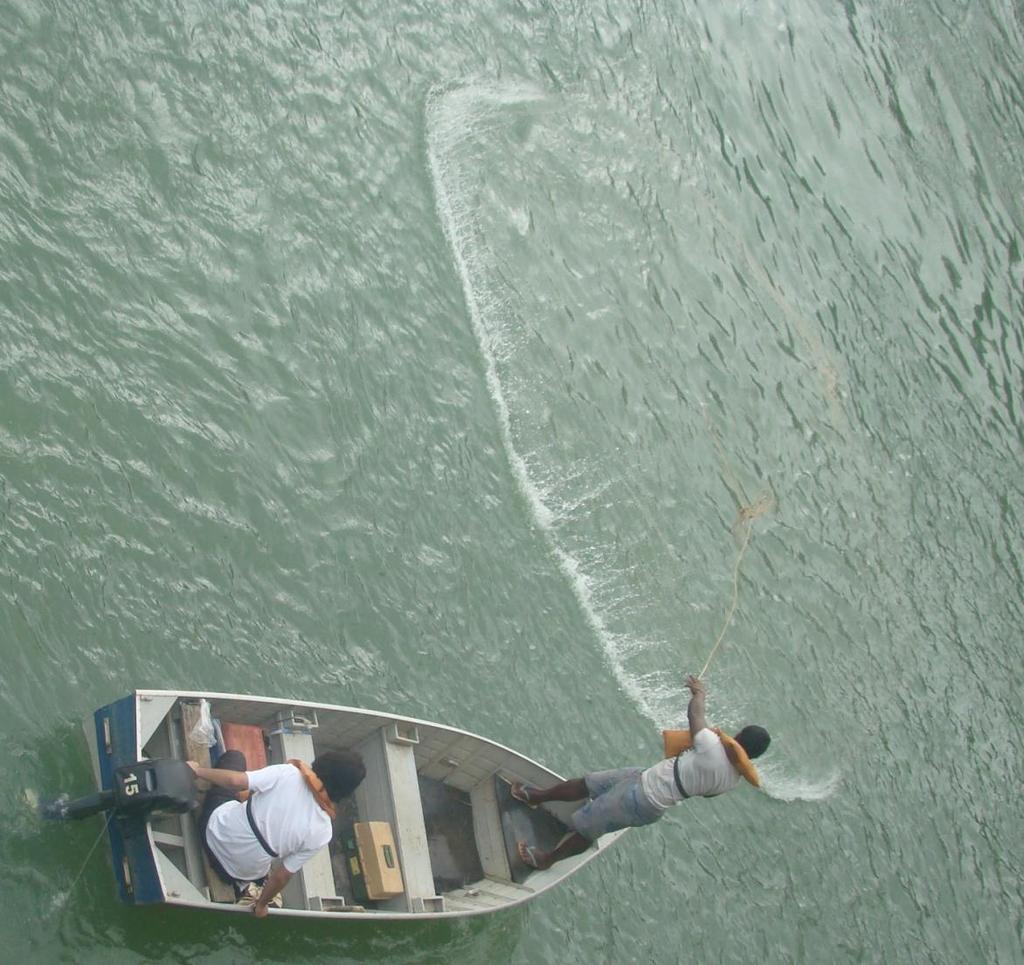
{"left": 191, "top": 749, "right": 365, "bottom": 916}
{"left": 514, "top": 675, "right": 769, "bottom": 870}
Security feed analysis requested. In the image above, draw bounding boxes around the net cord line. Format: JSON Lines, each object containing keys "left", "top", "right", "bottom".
{"left": 59, "top": 811, "right": 114, "bottom": 914}
{"left": 697, "top": 517, "right": 754, "bottom": 680}
{"left": 697, "top": 404, "right": 771, "bottom": 681}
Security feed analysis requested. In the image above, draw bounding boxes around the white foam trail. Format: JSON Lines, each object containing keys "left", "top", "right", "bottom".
{"left": 427, "top": 84, "right": 844, "bottom": 804}
{"left": 427, "top": 82, "right": 663, "bottom": 725}
{"left": 758, "top": 762, "right": 842, "bottom": 802}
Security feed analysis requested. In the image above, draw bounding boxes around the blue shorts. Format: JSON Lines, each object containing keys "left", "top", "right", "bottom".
{"left": 569, "top": 768, "right": 666, "bottom": 841}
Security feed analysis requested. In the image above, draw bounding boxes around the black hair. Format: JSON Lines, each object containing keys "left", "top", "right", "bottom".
{"left": 312, "top": 749, "right": 366, "bottom": 801}
{"left": 735, "top": 725, "right": 771, "bottom": 760}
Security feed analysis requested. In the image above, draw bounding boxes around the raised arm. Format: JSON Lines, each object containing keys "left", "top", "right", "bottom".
{"left": 187, "top": 761, "right": 249, "bottom": 794}
{"left": 685, "top": 675, "right": 708, "bottom": 735}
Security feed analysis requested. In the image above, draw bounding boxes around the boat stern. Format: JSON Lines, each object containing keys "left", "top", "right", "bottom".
{"left": 83, "top": 694, "right": 164, "bottom": 906}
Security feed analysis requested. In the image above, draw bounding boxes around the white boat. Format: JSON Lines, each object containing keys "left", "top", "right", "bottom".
{"left": 47, "top": 689, "right": 625, "bottom": 919}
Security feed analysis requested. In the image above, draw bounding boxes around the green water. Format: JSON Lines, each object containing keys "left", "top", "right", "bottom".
{"left": 2, "top": 1, "right": 1022, "bottom": 962}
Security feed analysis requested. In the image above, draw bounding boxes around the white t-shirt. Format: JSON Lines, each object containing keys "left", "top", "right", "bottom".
{"left": 641, "top": 728, "right": 740, "bottom": 808}
{"left": 206, "top": 764, "right": 333, "bottom": 881}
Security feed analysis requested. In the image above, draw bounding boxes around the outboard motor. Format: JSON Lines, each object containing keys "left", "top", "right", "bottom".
{"left": 42, "top": 758, "right": 198, "bottom": 823}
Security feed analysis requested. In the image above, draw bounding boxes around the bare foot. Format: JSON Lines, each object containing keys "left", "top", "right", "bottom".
{"left": 517, "top": 840, "right": 552, "bottom": 870}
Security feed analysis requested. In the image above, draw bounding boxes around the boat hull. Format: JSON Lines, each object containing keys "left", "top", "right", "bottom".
{"left": 79, "top": 690, "right": 626, "bottom": 920}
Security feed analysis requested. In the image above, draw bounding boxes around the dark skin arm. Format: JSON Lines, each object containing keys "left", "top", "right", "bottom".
{"left": 186, "top": 761, "right": 249, "bottom": 794}
{"left": 253, "top": 862, "right": 294, "bottom": 918}
{"left": 685, "top": 675, "right": 738, "bottom": 797}
{"left": 686, "top": 674, "right": 708, "bottom": 735}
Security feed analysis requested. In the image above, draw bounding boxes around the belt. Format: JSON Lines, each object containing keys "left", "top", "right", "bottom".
{"left": 672, "top": 752, "right": 690, "bottom": 800}
{"left": 245, "top": 796, "right": 278, "bottom": 858}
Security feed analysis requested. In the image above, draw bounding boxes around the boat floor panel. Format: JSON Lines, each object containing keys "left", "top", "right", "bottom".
{"left": 419, "top": 777, "right": 484, "bottom": 892}
{"left": 495, "top": 777, "right": 573, "bottom": 884}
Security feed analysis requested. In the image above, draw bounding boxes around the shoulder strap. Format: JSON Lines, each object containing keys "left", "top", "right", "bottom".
{"left": 245, "top": 796, "right": 279, "bottom": 858}
{"left": 672, "top": 752, "right": 690, "bottom": 799}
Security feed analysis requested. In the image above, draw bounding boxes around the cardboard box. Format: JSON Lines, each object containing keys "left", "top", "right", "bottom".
{"left": 354, "top": 821, "right": 404, "bottom": 900}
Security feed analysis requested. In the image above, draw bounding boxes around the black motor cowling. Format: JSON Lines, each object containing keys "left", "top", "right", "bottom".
{"left": 112, "top": 758, "right": 198, "bottom": 818}
{"left": 42, "top": 758, "right": 198, "bottom": 822}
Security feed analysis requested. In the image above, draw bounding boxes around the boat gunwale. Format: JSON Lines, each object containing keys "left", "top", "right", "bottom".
{"left": 136, "top": 688, "right": 567, "bottom": 782}
{"left": 160, "top": 889, "right": 544, "bottom": 921}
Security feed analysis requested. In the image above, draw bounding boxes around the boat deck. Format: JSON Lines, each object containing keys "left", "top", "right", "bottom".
{"left": 495, "top": 776, "right": 575, "bottom": 885}
{"left": 420, "top": 777, "right": 485, "bottom": 891}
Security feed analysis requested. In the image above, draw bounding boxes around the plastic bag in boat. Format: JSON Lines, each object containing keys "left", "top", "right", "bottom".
{"left": 188, "top": 698, "right": 217, "bottom": 747}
